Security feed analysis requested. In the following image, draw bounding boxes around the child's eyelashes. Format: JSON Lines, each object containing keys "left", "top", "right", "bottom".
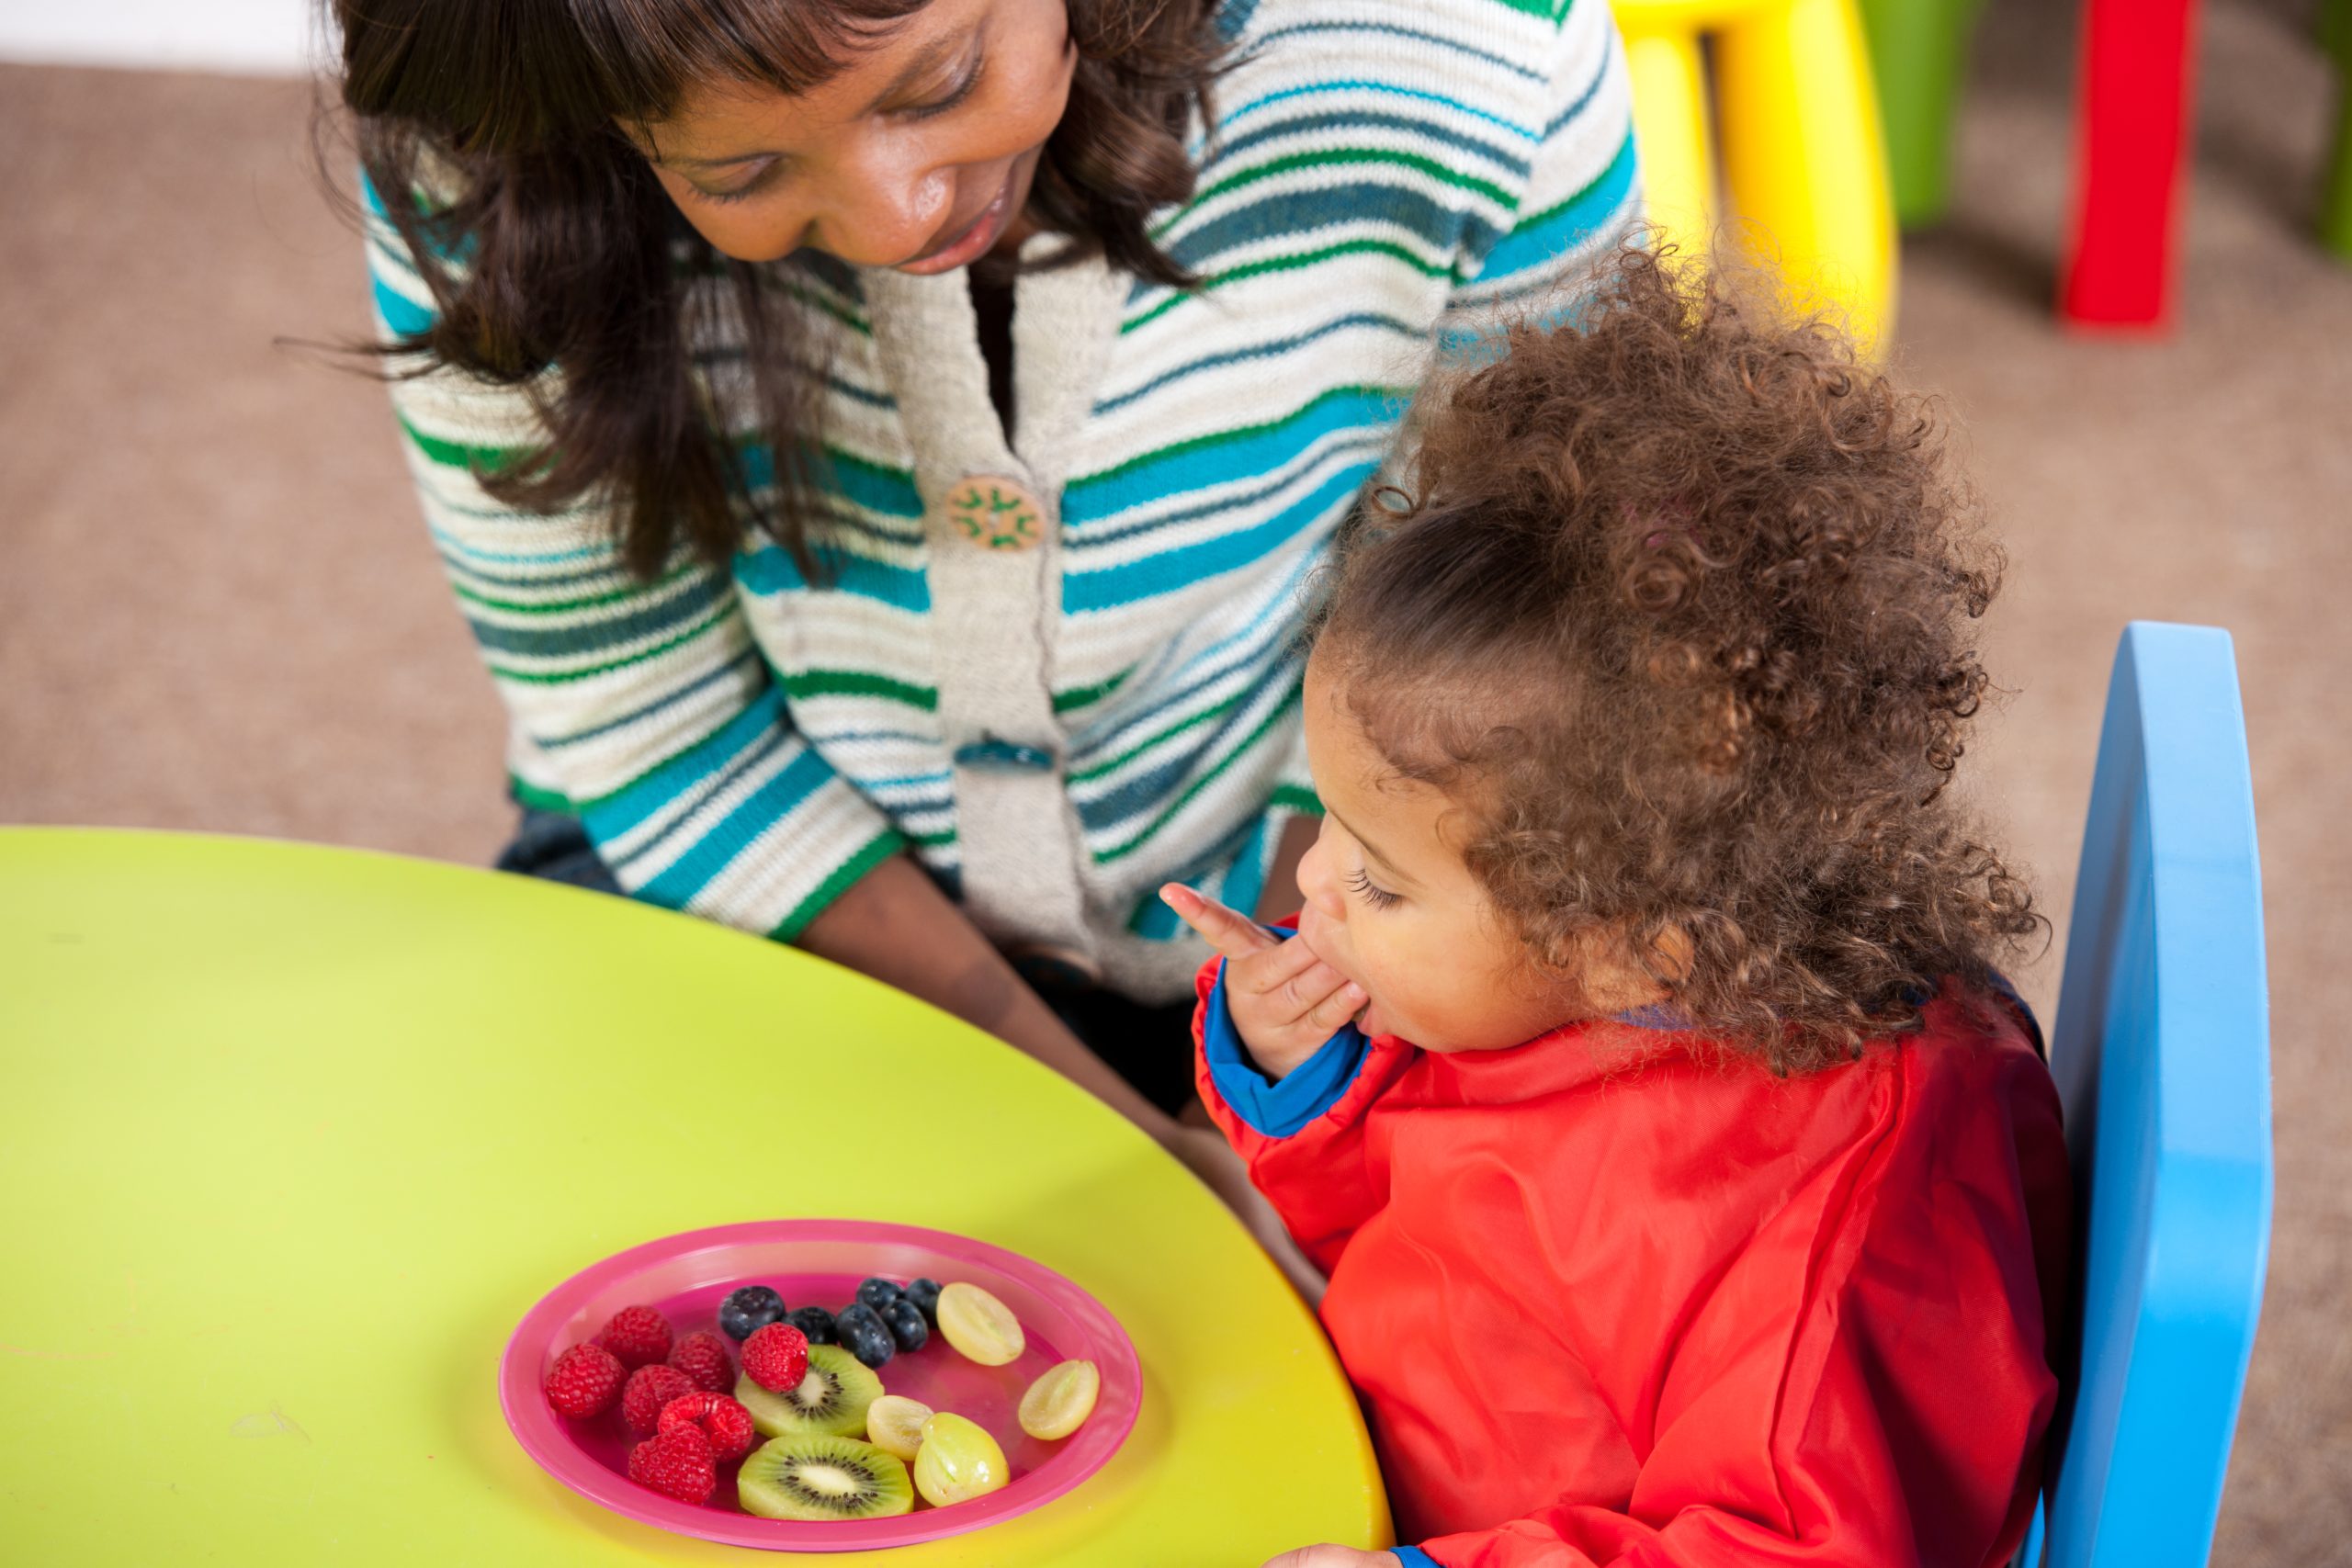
{"left": 1346, "top": 867, "right": 1402, "bottom": 910}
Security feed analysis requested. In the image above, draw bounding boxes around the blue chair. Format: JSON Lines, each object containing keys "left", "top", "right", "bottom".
{"left": 2018, "top": 622, "right": 2274, "bottom": 1566}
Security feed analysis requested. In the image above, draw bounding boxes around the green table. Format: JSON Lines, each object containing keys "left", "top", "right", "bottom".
{"left": 0, "top": 829, "right": 1388, "bottom": 1563}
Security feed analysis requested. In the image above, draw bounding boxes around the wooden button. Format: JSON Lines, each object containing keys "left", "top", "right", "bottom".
{"left": 942, "top": 476, "right": 1046, "bottom": 552}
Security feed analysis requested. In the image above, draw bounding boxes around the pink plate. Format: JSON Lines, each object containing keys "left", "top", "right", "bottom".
{"left": 499, "top": 1220, "right": 1142, "bottom": 1551}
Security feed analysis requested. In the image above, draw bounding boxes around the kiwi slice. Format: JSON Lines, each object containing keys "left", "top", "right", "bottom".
{"left": 738, "top": 1434, "right": 914, "bottom": 1521}
{"left": 734, "top": 1343, "right": 883, "bottom": 1439}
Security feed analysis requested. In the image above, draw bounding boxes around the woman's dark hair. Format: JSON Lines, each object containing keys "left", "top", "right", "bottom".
{"left": 1317, "top": 245, "right": 2042, "bottom": 1072}
{"left": 332, "top": 0, "right": 1220, "bottom": 578}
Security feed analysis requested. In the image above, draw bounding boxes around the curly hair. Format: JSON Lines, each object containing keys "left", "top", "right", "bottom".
{"left": 1315, "top": 247, "right": 2041, "bottom": 1072}
{"left": 332, "top": 0, "right": 1222, "bottom": 579}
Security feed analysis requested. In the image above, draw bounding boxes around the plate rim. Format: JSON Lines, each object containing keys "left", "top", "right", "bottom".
{"left": 497, "top": 1218, "right": 1143, "bottom": 1551}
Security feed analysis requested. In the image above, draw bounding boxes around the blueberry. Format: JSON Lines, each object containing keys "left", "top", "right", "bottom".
{"left": 836, "top": 1303, "right": 896, "bottom": 1369}
{"left": 903, "top": 1278, "right": 943, "bottom": 1322}
{"left": 786, "top": 1305, "right": 838, "bottom": 1346}
{"left": 718, "top": 1285, "right": 786, "bottom": 1342}
{"left": 854, "top": 1277, "right": 904, "bottom": 1312}
{"left": 881, "top": 1296, "right": 929, "bottom": 1351}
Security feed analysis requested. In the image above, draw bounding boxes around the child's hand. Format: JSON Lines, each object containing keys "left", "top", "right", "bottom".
{"left": 1261, "top": 1549, "right": 1400, "bottom": 1568}
{"left": 1159, "top": 884, "right": 1366, "bottom": 1079}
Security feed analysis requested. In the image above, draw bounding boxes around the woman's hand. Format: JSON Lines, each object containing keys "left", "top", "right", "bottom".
{"left": 802, "top": 854, "right": 1176, "bottom": 1140}
{"left": 1159, "top": 885, "right": 1364, "bottom": 1078}
{"left": 1261, "top": 1548, "right": 1401, "bottom": 1568}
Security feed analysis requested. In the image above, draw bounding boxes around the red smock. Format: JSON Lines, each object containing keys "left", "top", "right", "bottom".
{"left": 1193, "top": 960, "right": 2069, "bottom": 1568}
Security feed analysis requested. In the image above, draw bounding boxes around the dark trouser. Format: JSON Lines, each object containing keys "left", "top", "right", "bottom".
{"left": 495, "top": 807, "right": 1201, "bottom": 1115}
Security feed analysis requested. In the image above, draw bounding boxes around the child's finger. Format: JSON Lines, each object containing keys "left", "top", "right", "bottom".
{"left": 1157, "top": 883, "right": 1277, "bottom": 962}
{"left": 1229, "top": 932, "right": 1327, "bottom": 998}
{"left": 1301, "top": 977, "right": 1368, "bottom": 1035}
{"left": 1268, "top": 958, "right": 1352, "bottom": 1018}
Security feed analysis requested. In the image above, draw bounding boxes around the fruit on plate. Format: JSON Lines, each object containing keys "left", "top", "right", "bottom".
{"left": 628, "top": 1421, "right": 718, "bottom": 1505}
{"left": 903, "top": 1278, "right": 944, "bottom": 1322}
{"left": 734, "top": 1343, "right": 883, "bottom": 1439}
{"left": 668, "top": 1329, "right": 734, "bottom": 1393}
{"left": 786, "top": 1304, "right": 839, "bottom": 1346}
{"left": 718, "top": 1285, "right": 787, "bottom": 1342}
{"left": 854, "top": 1277, "right": 904, "bottom": 1312}
{"left": 835, "top": 1303, "right": 896, "bottom": 1370}
{"left": 1017, "top": 1359, "right": 1102, "bottom": 1440}
{"left": 738, "top": 1433, "right": 914, "bottom": 1521}
{"left": 597, "top": 1304, "right": 674, "bottom": 1370}
{"left": 912, "top": 1411, "right": 1010, "bottom": 1506}
{"left": 543, "top": 1341, "right": 626, "bottom": 1419}
{"left": 622, "top": 1363, "right": 702, "bottom": 1437}
{"left": 934, "top": 1282, "right": 1024, "bottom": 1367}
{"left": 880, "top": 1297, "right": 929, "bottom": 1352}
{"left": 659, "top": 1391, "right": 757, "bottom": 1463}
{"left": 864, "top": 1393, "right": 934, "bottom": 1463}
{"left": 741, "top": 1322, "right": 811, "bottom": 1393}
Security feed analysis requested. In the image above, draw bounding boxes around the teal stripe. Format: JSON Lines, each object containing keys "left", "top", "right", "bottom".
{"left": 581, "top": 687, "right": 791, "bottom": 840}
{"left": 1064, "top": 457, "right": 1369, "bottom": 613}
{"left": 1207, "top": 77, "right": 1540, "bottom": 145}
{"left": 371, "top": 276, "right": 435, "bottom": 337}
{"left": 1065, "top": 386, "right": 1404, "bottom": 522}
{"left": 1477, "top": 129, "right": 1639, "bottom": 282}
{"left": 740, "top": 442, "right": 923, "bottom": 522}
{"left": 633, "top": 746, "right": 838, "bottom": 909}
{"left": 736, "top": 540, "right": 930, "bottom": 612}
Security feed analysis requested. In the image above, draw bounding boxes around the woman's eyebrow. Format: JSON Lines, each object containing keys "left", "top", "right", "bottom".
{"left": 650, "top": 26, "right": 976, "bottom": 172}
{"left": 857, "top": 26, "right": 972, "bottom": 116}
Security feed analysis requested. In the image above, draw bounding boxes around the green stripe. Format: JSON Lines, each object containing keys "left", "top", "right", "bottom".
{"left": 1052, "top": 668, "right": 1133, "bottom": 714}
{"left": 400, "top": 412, "right": 534, "bottom": 476}
{"left": 484, "top": 602, "right": 731, "bottom": 685}
{"left": 1271, "top": 782, "right": 1325, "bottom": 817}
{"left": 1069, "top": 688, "right": 1250, "bottom": 785}
{"left": 1189, "top": 148, "right": 1514, "bottom": 218}
{"left": 508, "top": 773, "right": 575, "bottom": 814}
{"left": 1094, "top": 686, "right": 1304, "bottom": 863}
{"left": 447, "top": 559, "right": 700, "bottom": 618}
{"left": 775, "top": 278, "right": 872, "bottom": 338}
{"left": 768, "top": 829, "right": 904, "bottom": 942}
{"left": 907, "top": 827, "right": 957, "bottom": 848}
{"left": 1125, "top": 240, "right": 1452, "bottom": 335}
{"left": 781, "top": 670, "right": 939, "bottom": 710}
{"left": 1070, "top": 383, "right": 1400, "bottom": 498}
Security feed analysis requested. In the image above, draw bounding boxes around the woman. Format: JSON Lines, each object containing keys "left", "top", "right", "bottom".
{"left": 340, "top": 0, "right": 1637, "bottom": 1143}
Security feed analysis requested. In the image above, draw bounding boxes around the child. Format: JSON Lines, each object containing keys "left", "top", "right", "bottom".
{"left": 1163, "top": 249, "right": 2069, "bottom": 1568}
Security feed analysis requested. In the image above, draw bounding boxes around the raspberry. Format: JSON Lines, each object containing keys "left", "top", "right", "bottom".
{"left": 668, "top": 1329, "right": 733, "bottom": 1393}
{"left": 620, "top": 1362, "right": 699, "bottom": 1437}
{"left": 542, "top": 1342, "right": 625, "bottom": 1419}
{"left": 627, "top": 1421, "right": 716, "bottom": 1505}
{"left": 596, "top": 1305, "right": 673, "bottom": 1370}
{"left": 741, "top": 1322, "right": 810, "bottom": 1393}
{"left": 659, "top": 1392, "right": 756, "bottom": 1463}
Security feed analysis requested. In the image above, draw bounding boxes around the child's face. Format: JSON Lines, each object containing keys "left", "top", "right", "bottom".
{"left": 1293, "top": 659, "right": 1590, "bottom": 1052}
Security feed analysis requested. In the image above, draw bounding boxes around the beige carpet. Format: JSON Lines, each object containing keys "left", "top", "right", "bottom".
{"left": 2, "top": 0, "right": 2347, "bottom": 1556}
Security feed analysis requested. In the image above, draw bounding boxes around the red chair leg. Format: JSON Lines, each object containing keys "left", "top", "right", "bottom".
{"left": 2060, "top": 0, "right": 2201, "bottom": 328}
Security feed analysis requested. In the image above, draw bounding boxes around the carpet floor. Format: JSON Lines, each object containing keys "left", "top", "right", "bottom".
{"left": 3, "top": 0, "right": 2346, "bottom": 1555}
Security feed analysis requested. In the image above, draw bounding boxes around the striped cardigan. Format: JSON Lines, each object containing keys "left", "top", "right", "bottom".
{"left": 366, "top": 0, "right": 1639, "bottom": 1002}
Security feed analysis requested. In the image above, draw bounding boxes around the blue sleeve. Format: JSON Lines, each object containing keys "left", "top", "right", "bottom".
{"left": 1203, "top": 958, "right": 1371, "bottom": 1138}
{"left": 1390, "top": 1548, "right": 1442, "bottom": 1568}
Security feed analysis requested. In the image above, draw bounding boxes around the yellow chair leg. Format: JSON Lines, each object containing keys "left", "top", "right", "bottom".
{"left": 1713, "top": 0, "right": 1898, "bottom": 350}
{"left": 1622, "top": 26, "right": 1719, "bottom": 254}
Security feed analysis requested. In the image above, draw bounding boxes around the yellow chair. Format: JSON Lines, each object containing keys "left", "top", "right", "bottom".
{"left": 1615, "top": 0, "right": 1898, "bottom": 350}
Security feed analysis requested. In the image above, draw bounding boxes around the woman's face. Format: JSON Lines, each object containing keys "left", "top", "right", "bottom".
{"left": 631, "top": 0, "right": 1076, "bottom": 271}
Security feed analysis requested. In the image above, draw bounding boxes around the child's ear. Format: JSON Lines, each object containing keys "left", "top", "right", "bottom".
{"left": 1546, "top": 921, "right": 1681, "bottom": 1014}
{"left": 1648, "top": 924, "right": 1695, "bottom": 985}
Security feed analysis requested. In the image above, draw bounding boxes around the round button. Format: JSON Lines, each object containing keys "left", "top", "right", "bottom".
{"left": 942, "top": 476, "right": 1046, "bottom": 552}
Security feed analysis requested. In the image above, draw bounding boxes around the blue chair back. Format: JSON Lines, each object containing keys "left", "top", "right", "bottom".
{"left": 2028, "top": 622, "right": 2273, "bottom": 1567}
